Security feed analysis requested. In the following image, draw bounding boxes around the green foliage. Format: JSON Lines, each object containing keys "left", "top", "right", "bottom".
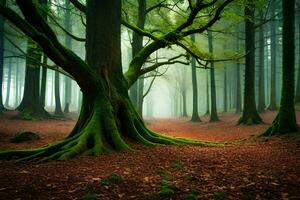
{"left": 10, "top": 131, "right": 40, "bottom": 143}
{"left": 100, "top": 172, "right": 123, "bottom": 185}
{"left": 183, "top": 189, "right": 200, "bottom": 200}
{"left": 80, "top": 192, "right": 97, "bottom": 200}
{"left": 158, "top": 187, "right": 175, "bottom": 198}
{"left": 213, "top": 191, "right": 226, "bottom": 200}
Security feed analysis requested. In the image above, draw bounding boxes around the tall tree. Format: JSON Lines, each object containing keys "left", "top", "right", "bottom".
{"left": 295, "top": 1, "right": 300, "bottom": 104}
{"left": 223, "top": 65, "right": 228, "bottom": 112}
{"left": 205, "top": 70, "right": 210, "bottom": 115}
{"left": 267, "top": 0, "right": 277, "bottom": 110}
{"left": 0, "top": 0, "right": 5, "bottom": 112}
{"left": 129, "top": 0, "right": 146, "bottom": 117}
{"left": 238, "top": 0, "right": 262, "bottom": 124}
{"left": 208, "top": 30, "right": 219, "bottom": 122}
{"left": 264, "top": 0, "right": 298, "bottom": 135}
{"left": 190, "top": 34, "right": 201, "bottom": 122}
{"left": 257, "top": 11, "right": 266, "bottom": 113}
{"left": 64, "top": 0, "right": 72, "bottom": 113}
{"left": 0, "top": 0, "right": 233, "bottom": 160}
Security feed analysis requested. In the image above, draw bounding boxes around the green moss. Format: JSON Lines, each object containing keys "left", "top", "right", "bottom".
{"left": 10, "top": 131, "right": 40, "bottom": 143}
{"left": 100, "top": 172, "right": 123, "bottom": 185}
{"left": 80, "top": 192, "right": 97, "bottom": 200}
{"left": 213, "top": 192, "right": 226, "bottom": 200}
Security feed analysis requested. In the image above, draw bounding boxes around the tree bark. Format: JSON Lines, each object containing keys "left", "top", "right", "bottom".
{"left": 223, "top": 66, "right": 228, "bottom": 112}
{"left": 4, "top": 57, "right": 11, "bottom": 107}
{"left": 54, "top": 70, "right": 63, "bottom": 116}
{"left": 208, "top": 31, "right": 219, "bottom": 122}
{"left": 17, "top": 40, "right": 47, "bottom": 119}
{"left": 190, "top": 34, "right": 201, "bottom": 122}
{"left": 268, "top": 0, "right": 277, "bottom": 110}
{"left": 238, "top": 0, "right": 262, "bottom": 124}
{"left": 264, "top": 0, "right": 298, "bottom": 135}
{"left": 257, "top": 12, "right": 266, "bottom": 113}
{"left": 295, "top": 2, "right": 300, "bottom": 104}
{"left": 40, "top": 54, "right": 47, "bottom": 108}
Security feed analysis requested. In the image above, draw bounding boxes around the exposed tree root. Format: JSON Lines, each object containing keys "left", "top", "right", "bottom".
{"left": 0, "top": 94, "right": 221, "bottom": 162}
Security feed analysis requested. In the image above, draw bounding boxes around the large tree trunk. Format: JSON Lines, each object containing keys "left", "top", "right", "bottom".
{"left": 257, "top": 12, "right": 266, "bottom": 113}
{"left": 208, "top": 31, "right": 219, "bottom": 122}
{"left": 0, "top": 0, "right": 208, "bottom": 161}
{"left": 54, "top": 70, "right": 63, "bottom": 116}
{"left": 268, "top": 1, "right": 277, "bottom": 110}
{"left": 238, "top": 0, "right": 262, "bottom": 124}
{"left": 17, "top": 40, "right": 48, "bottom": 119}
{"left": 190, "top": 34, "right": 201, "bottom": 122}
{"left": 264, "top": 0, "right": 298, "bottom": 135}
{"left": 0, "top": 0, "right": 5, "bottom": 112}
{"left": 182, "top": 89, "right": 188, "bottom": 117}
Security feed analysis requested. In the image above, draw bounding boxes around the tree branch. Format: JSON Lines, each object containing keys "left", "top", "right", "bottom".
{"left": 69, "top": 0, "right": 86, "bottom": 14}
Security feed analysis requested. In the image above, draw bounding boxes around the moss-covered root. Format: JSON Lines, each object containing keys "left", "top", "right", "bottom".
{"left": 237, "top": 114, "right": 263, "bottom": 125}
{"left": 263, "top": 114, "right": 299, "bottom": 137}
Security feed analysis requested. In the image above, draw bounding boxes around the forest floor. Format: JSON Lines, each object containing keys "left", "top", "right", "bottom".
{"left": 0, "top": 110, "right": 300, "bottom": 200}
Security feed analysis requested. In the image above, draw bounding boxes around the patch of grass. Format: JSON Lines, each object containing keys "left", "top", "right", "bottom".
{"left": 80, "top": 192, "right": 97, "bottom": 200}
{"left": 100, "top": 172, "right": 123, "bottom": 186}
{"left": 213, "top": 191, "right": 226, "bottom": 200}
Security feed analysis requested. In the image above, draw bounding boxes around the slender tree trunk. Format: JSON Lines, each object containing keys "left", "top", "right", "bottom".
{"left": 40, "top": 54, "right": 47, "bottom": 108}
{"left": 208, "top": 31, "right": 219, "bottom": 122}
{"left": 64, "top": 0, "right": 72, "bottom": 113}
{"left": 238, "top": 0, "right": 262, "bottom": 124}
{"left": 0, "top": 0, "right": 6, "bottom": 112}
{"left": 295, "top": 2, "right": 300, "bottom": 104}
{"left": 223, "top": 66, "right": 228, "bottom": 112}
{"left": 268, "top": 1, "right": 277, "bottom": 110}
{"left": 4, "top": 58, "right": 11, "bottom": 107}
{"left": 54, "top": 71, "right": 63, "bottom": 116}
{"left": 205, "top": 70, "right": 210, "bottom": 115}
{"left": 190, "top": 34, "right": 201, "bottom": 122}
{"left": 130, "top": 0, "right": 146, "bottom": 117}
{"left": 257, "top": 12, "right": 266, "bottom": 113}
{"left": 14, "top": 59, "right": 19, "bottom": 107}
{"left": 182, "top": 89, "right": 187, "bottom": 117}
{"left": 265, "top": 0, "right": 298, "bottom": 135}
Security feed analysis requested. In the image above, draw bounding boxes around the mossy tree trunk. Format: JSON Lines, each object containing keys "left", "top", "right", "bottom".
{"left": 208, "top": 30, "right": 219, "bottom": 122}
{"left": 238, "top": 0, "right": 262, "bottom": 125}
{"left": 0, "top": 0, "right": 215, "bottom": 161}
{"left": 264, "top": 0, "right": 298, "bottom": 135}
{"left": 190, "top": 34, "right": 201, "bottom": 122}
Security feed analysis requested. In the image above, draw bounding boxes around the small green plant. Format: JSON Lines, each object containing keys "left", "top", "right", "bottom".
{"left": 100, "top": 172, "right": 123, "bottom": 185}
{"left": 80, "top": 192, "right": 97, "bottom": 200}
{"left": 213, "top": 191, "right": 226, "bottom": 200}
{"left": 183, "top": 189, "right": 200, "bottom": 200}
{"left": 158, "top": 187, "right": 175, "bottom": 198}
{"left": 157, "top": 170, "right": 171, "bottom": 180}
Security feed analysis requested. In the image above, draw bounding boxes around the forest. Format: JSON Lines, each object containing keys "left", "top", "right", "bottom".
{"left": 0, "top": 0, "right": 299, "bottom": 199}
